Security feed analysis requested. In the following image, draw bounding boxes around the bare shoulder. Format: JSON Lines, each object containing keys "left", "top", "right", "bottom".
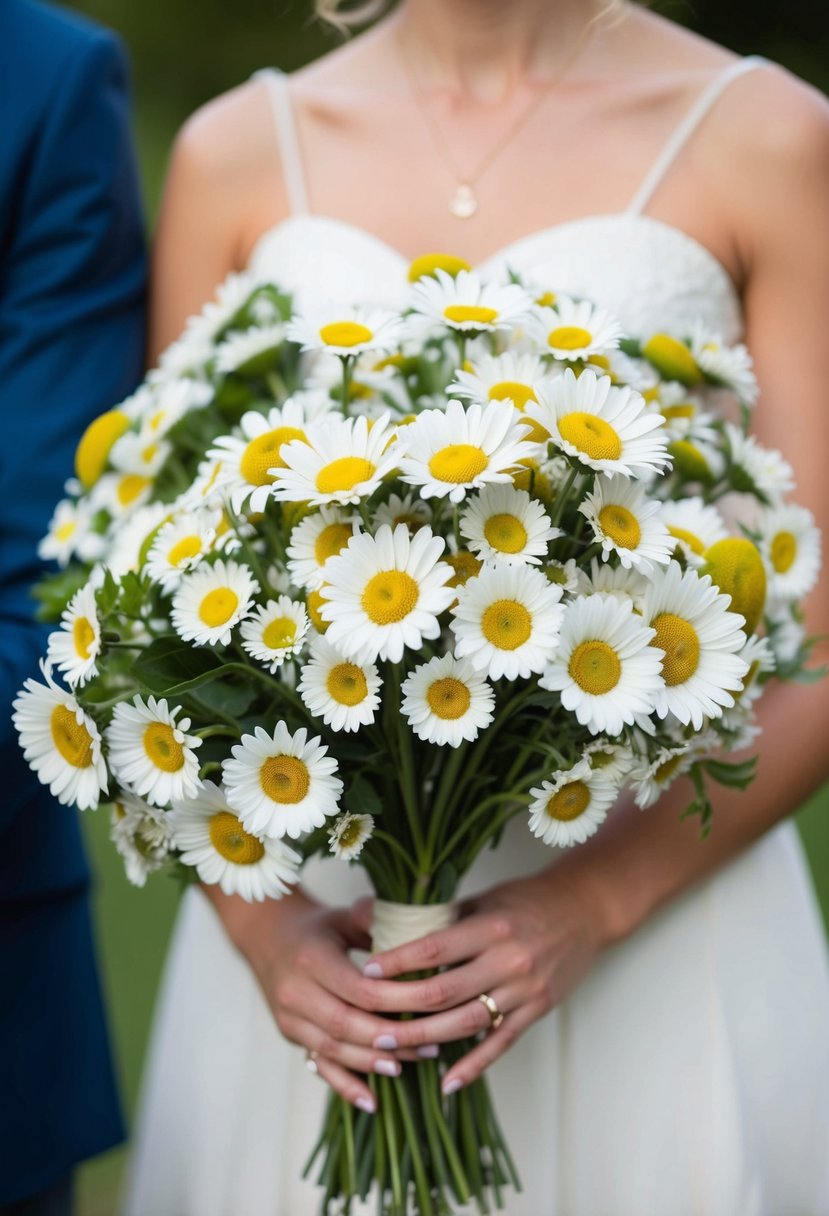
{"left": 170, "top": 77, "right": 274, "bottom": 186}
{"left": 721, "top": 59, "right": 829, "bottom": 168}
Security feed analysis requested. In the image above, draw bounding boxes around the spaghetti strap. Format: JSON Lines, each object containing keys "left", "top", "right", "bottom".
{"left": 252, "top": 67, "right": 310, "bottom": 215}
{"left": 627, "top": 55, "right": 768, "bottom": 216}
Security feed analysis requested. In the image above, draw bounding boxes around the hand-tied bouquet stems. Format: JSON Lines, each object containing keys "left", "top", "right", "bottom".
{"left": 16, "top": 254, "right": 823, "bottom": 1214}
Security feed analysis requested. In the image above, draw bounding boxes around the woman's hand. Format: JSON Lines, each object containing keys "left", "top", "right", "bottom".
{"left": 205, "top": 886, "right": 428, "bottom": 1112}
{"left": 360, "top": 864, "right": 611, "bottom": 1094}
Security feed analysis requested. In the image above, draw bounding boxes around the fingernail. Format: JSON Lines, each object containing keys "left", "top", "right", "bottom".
{"left": 442, "top": 1077, "right": 463, "bottom": 1096}
{"left": 363, "top": 961, "right": 383, "bottom": 978}
{"left": 374, "top": 1058, "right": 401, "bottom": 1077}
{"left": 417, "top": 1044, "right": 440, "bottom": 1059}
{"left": 375, "top": 1033, "right": 399, "bottom": 1050}
{"left": 355, "top": 1096, "right": 376, "bottom": 1114}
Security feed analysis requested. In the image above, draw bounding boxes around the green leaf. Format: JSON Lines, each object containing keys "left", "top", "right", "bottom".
{"left": 346, "top": 775, "right": 383, "bottom": 818}
{"left": 97, "top": 568, "right": 120, "bottom": 616}
{"left": 432, "top": 861, "right": 460, "bottom": 903}
{"left": 702, "top": 756, "right": 758, "bottom": 790}
{"left": 132, "top": 634, "right": 225, "bottom": 693}
{"left": 32, "top": 565, "right": 90, "bottom": 621}
{"left": 190, "top": 677, "right": 256, "bottom": 719}
{"left": 119, "top": 571, "right": 151, "bottom": 617}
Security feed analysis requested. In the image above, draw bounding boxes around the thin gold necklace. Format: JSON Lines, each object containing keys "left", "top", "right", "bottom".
{"left": 398, "top": 4, "right": 614, "bottom": 220}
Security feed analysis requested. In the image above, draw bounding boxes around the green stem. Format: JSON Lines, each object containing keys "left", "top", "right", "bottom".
{"left": 340, "top": 355, "right": 353, "bottom": 417}
{"left": 379, "top": 1076, "right": 404, "bottom": 1213}
{"left": 370, "top": 828, "right": 420, "bottom": 878}
{"left": 550, "top": 463, "right": 580, "bottom": 529}
{"left": 195, "top": 724, "right": 239, "bottom": 740}
{"left": 395, "top": 1074, "right": 434, "bottom": 1216}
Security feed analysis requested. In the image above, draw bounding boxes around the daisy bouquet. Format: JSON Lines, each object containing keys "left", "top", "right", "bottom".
{"left": 15, "top": 256, "right": 822, "bottom": 1215}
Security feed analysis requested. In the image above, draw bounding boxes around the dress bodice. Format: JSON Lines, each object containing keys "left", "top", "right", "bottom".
{"left": 246, "top": 54, "right": 769, "bottom": 345}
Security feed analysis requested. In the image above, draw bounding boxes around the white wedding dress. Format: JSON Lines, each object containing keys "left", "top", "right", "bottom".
{"left": 122, "top": 57, "right": 829, "bottom": 1216}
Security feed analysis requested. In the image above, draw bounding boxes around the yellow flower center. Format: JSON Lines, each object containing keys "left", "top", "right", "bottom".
{"left": 668, "top": 440, "right": 711, "bottom": 481}
{"left": 307, "top": 588, "right": 330, "bottom": 633}
{"left": 511, "top": 459, "right": 554, "bottom": 502}
{"left": 198, "top": 587, "right": 239, "bottom": 628}
{"left": 654, "top": 753, "right": 685, "bottom": 783}
{"left": 337, "top": 817, "right": 365, "bottom": 849}
{"left": 361, "top": 570, "right": 419, "bottom": 625}
{"left": 558, "top": 413, "right": 622, "bottom": 462}
{"left": 651, "top": 612, "right": 700, "bottom": 685}
{"left": 488, "top": 381, "right": 536, "bottom": 410}
{"left": 598, "top": 504, "right": 642, "bottom": 549}
{"left": 241, "top": 427, "right": 306, "bottom": 485}
{"left": 408, "top": 253, "right": 471, "bottom": 281}
{"left": 481, "top": 599, "right": 532, "bottom": 650}
{"left": 536, "top": 291, "right": 557, "bottom": 307}
{"left": 142, "top": 443, "right": 158, "bottom": 464}
{"left": 443, "top": 304, "right": 499, "bottom": 326}
{"left": 703, "top": 537, "right": 766, "bottom": 634}
{"left": 483, "top": 513, "right": 528, "bottom": 554}
{"left": 72, "top": 616, "right": 95, "bottom": 660}
{"left": 546, "top": 780, "right": 590, "bottom": 821}
{"left": 116, "top": 474, "right": 151, "bottom": 507}
{"left": 260, "top": 755, "right": 310, "bottom": 803}
{"left": 319, "top": 321, "right": 373, "bottom": 347}
{"left": 426, "top": 677, "right": 471, "bottom": 720}
{"left": 770, "top": 530, "right": 797, "bottom": 574}
{"left": 662, "top": 403, "right": 696, "bottom": 422}
{"left": 209, "top": 810, "right": 265, "bottom": 864}
{"left": 642, "top": 334, "right": 701, "bottom": 386}
{"left": 262, "top": 616, "right": 297, "bottom": 649}
{"left": 589, "top": 748, "right": 614, "bottom": 769}
{"left": 56, "top": 521, "right": 77, "bottom": 542}
{"left": 167, "top": 535, "right": 203, "bottom": 568}
{"left": 444, "top": 551, "right": 482, "bottom": 588}
{"left": 327, "top": 662, "right": 369, "bottom": 706}
{"left": 568, "top": 640, "right": 622, "bottom": 694}
{"left": 313, "top": 521, "right": 354, "bottom": 566}
{"left": 429, "top": 443, "right": 489, "bottom": 484}
{"left": 50, "top": 705, "right": 94, "bottom": 768}
{"left": 143, "top": 722, "right": 184, "bottom": 772}
{"left": 75, "top": 409, "right": 130, "bottom": 489}
{"left": 667, "top": 525, "right": 705, "bottom": 556}
{"left": 316, "top": 456, "right": 376, "bottom": 495}
{"left": 548, "top": 325, "right": 593, "bottom": 351}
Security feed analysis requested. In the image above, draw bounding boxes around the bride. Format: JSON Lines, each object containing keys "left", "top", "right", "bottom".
{"left": 124, "top": 1, "right": 829, "bottom": 1212}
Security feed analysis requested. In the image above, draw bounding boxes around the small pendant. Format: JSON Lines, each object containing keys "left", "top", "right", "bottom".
{"left": 450, "top": 183, "right": 477, "bottom": 219}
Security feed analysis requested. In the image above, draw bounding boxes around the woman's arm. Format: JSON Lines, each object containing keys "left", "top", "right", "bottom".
{"left": 361, "top": 69, "right": 829, "bottom": 1092}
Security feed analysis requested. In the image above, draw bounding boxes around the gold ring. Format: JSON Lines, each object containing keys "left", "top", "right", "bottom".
{"left": 306, "top": 1050, "right": 319, "bottom": 1074}
{"left": 477, "top": 992, "right": 504, "bottom": 1030}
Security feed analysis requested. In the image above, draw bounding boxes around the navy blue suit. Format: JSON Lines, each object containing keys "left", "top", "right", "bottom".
{"left": 0, "top": 0, "right": 146, "bottom": 1202}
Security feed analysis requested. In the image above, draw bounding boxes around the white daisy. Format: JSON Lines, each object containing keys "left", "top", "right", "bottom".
{"left": 177, "top": 455, "right": 228, "bottom": 512}
{"left": 545, "top": 558, "right": 581, "bottom": 595}
{"left": 105, "top": 502, "right": 170, "bottom": 578}
{"left": 109, "top": 430, "right": 171, "bottom": 478}
{"left": 582, "top": 738, "right": 634, "bottom": 783}
{"left": 460, "top": 483, "right": 560, "bottom": 566}
{"left": 658, "top": 497, "right": 728, "bottom": 566}
{"left": 531, "top": 296, "right": 623, "bottom": 362}
{"left": 528, "top": 761, "right": 618, "bottom": 847}
{"left": 171, "top": 559, "right": 258, "bottom": 647}
{"left": 321, "top": 524, "right": 454, "bottom": 664}
{"left": 145, "top": 510, "right": 218, "bottom": 592}
{"left": 668, "top": 436, "right": 726, "bottom": 485}
{"left": 373, "top": 492, "right": 433, "bottom": 533}
{"left": 641, "top": 561, "right": 749, "bottom": 730}
{"left": 90, "top": 470, "right": 154, "bottom": 520}
{"left": 449, "top": 350, "right": 551, "bottom": 443}
{"left": 170, "top": 781, "right": 300, "bottom": 901}
{"left": 539, "top": 594, "right": 664, "bottom": 736}
{"left": 272, "top": 413, "right": 402, "bottom": 507}
{"left": 758, "top": 504, "right": 822, "bottom": 602}
{"left": 579, "top": 474, "right": 673, "bottom": 572}
{"left": 137, "top": 377, "right": 213, "bottom": 438}
{"left": 329, "top": 812, "right": 375, "bottom": 860}
{"left": 110, "top": 790, "right": 173, "bottom": 887}
{"left": 765, "top": 601, "right": 805, "bottom": 666}
{"left": 398, "top": 399, "right": 538, "bottom": 504}
{"left": 297, "top": 636, "right": 382, "bottom": 732}
{"left": 222, "top": 722, "right": 342, "bottom": 840}
{"left": 12, "top": 663, "right": 107, "bottom": 810}
{"left": 408, "top": 268, "right": 532, "bottom": 336}
{"left": 287, "top": 303, "right": 403, "bottom": 357}
{"left": 400, "top": 653, "right": 495, "bottom": 747}
{"left": 731, "top": 632, "right": 775, "bottom": 712}
{"left": 46, "top": 581, "right": 102, "bottom": 687}
{"left": 526, "top": 369, "right": 670, "bottom": 478}
{"left": 106, "top": 695, "right": 202, "bottom": 808}
{"left": 209, "top": 401, "right": 313, "bottom": 515}
{"left": 628, "top": 744, "right": 695, "bottom": 809}
{"left": 239, "top": 596, "right": 311, "bottom": 672}
{"left": 214, "top": 323, "right": 284, "bottom": 375}
{"left": 725, "top": 424, "right": 794, "bottom": 504}
{"left": 39, "top": 498, "right": 95, "bottom": 567}
{"left": 575, "top": 558, "right": 648, "bottom": 609}
{"left": 286, "top": 506, "right": 361, "bottom": 591}
{"left": 451, "top": 563, "right": 564, "bottom": 680}
{"left": 690, "top": 326, "right": 758, "bottom": 405}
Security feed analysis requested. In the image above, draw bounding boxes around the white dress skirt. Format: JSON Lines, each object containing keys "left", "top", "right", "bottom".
{"left": 122, "top": 56, "right": 829, "bottom": 1216}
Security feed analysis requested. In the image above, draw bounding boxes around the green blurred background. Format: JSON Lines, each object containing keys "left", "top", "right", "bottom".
{"left": 52, "top": 0, "right": 829, "bottom": 1209}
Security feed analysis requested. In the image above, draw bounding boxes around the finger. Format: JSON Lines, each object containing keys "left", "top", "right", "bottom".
{"left": 373, "top": 987, "right": 518, "bottom": 1051}
{"left": 440, "top": 1002, "right": 540, "bottom": 1095}
{"left": 357, "top": 944, "right": 518, "bottom": 1016}
{"left": 280, "top": 1013, "right": 405, "bottom": 1078}
{"left": 364, "top": 912, "right": 512, "bottom": 979}
{"left": 280, "top": 974, "right": 409, "bottom": 1052}
{"left": 313, "top": 1053, "right": 377, "bottom": 1113}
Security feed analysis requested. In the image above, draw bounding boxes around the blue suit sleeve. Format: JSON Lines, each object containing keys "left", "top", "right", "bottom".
{"left": 0, "top": 32, "right": 147, "bottom": 823}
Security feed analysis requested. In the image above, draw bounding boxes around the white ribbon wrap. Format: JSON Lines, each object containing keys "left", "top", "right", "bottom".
{"left": 371, "top": 899, "right": 457, "bottom": 955}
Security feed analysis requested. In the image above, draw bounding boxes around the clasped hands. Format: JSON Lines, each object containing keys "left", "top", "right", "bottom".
{"left": 248, "top": 867, "right": 607, "bottom": 1113}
